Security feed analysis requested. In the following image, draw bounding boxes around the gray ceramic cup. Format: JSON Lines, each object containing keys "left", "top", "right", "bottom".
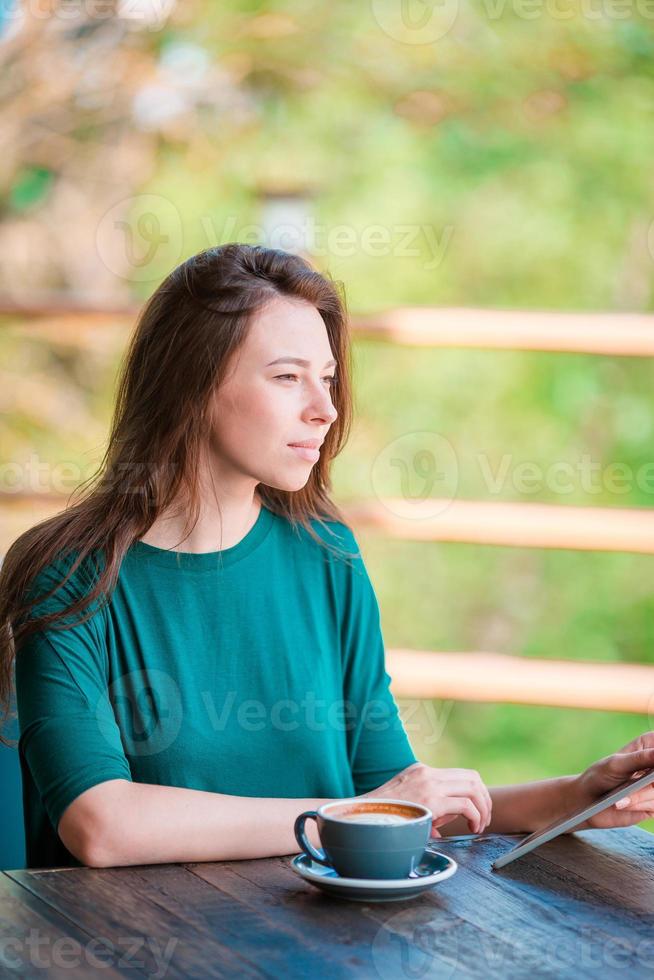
{"left": 294, "top": 798, "right": 433, "bottom": 879}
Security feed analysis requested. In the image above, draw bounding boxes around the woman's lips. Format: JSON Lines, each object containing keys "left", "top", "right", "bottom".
{"left": 288, "top": 444, "right": 320, "bottom": 463}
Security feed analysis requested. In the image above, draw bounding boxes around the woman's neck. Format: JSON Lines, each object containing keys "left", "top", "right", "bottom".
{"left": 139, "top": 491, "right": 262, "bottom": 554}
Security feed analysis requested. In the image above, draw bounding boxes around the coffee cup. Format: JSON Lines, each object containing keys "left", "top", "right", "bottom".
{"left": 294, "top": 798, "right": 432, "bottom": 879}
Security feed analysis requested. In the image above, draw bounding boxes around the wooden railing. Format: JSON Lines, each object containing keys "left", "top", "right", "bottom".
{"left": 355, "top": 307, "right": 654, "bottom": 356}
{"left": 4, "top": 300, "right": 654, "bottom": 355}
{"left": 386, "top": 650, "right": 654, "bottom": 714}
{"left": 4, "top": 300, "right": 654, "bottom": 713}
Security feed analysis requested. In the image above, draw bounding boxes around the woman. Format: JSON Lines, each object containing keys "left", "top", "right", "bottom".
{"left": 1, "top": 243, "right": 653, "bottom": 870}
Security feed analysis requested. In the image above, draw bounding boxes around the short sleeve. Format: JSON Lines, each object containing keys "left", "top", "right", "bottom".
{"left": 338, "top": 531, "right": 418, "bottom": 794}
{"left": 15, "top": 558, "right": 132, "bottom": 834}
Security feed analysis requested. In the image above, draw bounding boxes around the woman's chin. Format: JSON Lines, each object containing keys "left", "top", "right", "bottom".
{"left": 263, "top": 470, "right": 313, "bottom": 493}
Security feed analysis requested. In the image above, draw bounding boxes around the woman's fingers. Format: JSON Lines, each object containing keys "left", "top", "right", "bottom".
{"left": 611, "top": 748, "right": 654, "bottom": 776}
{"left": 616, "top": 791, "right": 654, "bottom": 811}
{"left": 431, "top": 797, "right": 483, "bottom": 835}
{"left": 436, "top": 780, "right": 491, "bottom": 830}
{"left": 615, "top": 731, "right": 654, "bottom": 755}
{"left": 615, "top": 808, "right": 654, "bottom": 823}
{"left": 369, "top": 763, "right": 493, "bottom": 835}
{"left": 443, "top": 769, "right": 493, "bottom": 817}
{"left": 434, "top": 786, "right": 488, "bottom": 830}
{"left": 482, "top": 784, "right": 493, "bottom": 826}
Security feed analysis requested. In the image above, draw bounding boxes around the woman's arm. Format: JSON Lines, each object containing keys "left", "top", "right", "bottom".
{"left": 439, "top": 775, "right": 577, "bottom": 836}
{"left": 406, "top": 735, "right": 654, "bottom": 839}
{"left": 59, "top": 779, "right": 335, "bottom": 868}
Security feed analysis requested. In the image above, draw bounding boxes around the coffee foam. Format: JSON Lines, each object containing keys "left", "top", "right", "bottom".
{"left": 338, "top": 812, "right": 411, "bottom": 825}
{"left": 329, "top": 802, "right": 423, "bottom": 823}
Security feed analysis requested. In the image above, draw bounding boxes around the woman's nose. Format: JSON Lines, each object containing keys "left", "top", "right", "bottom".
{"left": 307, "top": 385, "right": 338, "bottom": 424}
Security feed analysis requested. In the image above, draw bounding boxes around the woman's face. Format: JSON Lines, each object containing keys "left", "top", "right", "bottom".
{"left": 207, "top": 294, "right": 339, "bottom": 493}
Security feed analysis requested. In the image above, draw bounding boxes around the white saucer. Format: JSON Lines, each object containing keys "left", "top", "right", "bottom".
{"left": 289, "top": 848, "right": 457, "bottom": 902}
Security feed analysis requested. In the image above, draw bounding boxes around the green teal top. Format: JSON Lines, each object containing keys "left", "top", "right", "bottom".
{"left": 15, "top": 505, "right": 417, "bottom": 868}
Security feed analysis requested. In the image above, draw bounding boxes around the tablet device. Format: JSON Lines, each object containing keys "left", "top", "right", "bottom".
{"left": 492, "top": 768, "right": 654, "bottom": 870}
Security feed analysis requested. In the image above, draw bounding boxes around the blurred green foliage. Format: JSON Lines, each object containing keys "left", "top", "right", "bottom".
{"left": 332, "top": 342, "right": 654, "bottom": 829}
{"left": 134, "top": 0, "right": 654, "bottom": 311}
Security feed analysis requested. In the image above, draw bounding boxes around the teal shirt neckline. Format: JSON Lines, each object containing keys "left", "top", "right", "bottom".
{"left": 125, "top": 502, "right": 275, "bottom": 571}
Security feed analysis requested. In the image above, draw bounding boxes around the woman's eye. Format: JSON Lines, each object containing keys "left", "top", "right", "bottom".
{"left": 275, "top": 374, "right": 337, "bottom": 385}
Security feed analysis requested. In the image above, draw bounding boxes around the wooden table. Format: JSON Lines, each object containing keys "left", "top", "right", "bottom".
{"left": 1, "top": 828, "right": 654, "bottom": 978}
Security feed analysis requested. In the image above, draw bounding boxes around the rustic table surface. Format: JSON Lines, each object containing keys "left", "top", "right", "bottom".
{"left": 1, "top": 827, "right": 653, "bottom": 978}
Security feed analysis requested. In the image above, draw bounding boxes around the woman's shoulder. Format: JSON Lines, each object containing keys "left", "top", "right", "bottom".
{"left": 28, "top": 546, "right": 103, "bottom": 589}
{"left": 308, "top": 515, "right": 360, "bottom": 553}
{"left": 23, "top": 548, "right": 106, "bottom": 622}
{"left": 285, "top": 513, "right": 368, "bottom": 580}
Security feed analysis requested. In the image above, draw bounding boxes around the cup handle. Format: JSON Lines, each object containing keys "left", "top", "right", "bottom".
{"left": 294, "top": 811, "right": 331, "bottom": 866}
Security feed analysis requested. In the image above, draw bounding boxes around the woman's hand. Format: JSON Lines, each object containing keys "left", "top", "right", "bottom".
{"left": 359, "top": 762, "right": 492, "bottom": 837}
{"left": 570, "top": 732, "right": 654, "bottom": 831}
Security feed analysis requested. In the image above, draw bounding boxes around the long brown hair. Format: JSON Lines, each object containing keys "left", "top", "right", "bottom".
{"left": 0, "top": 243, "right": 356, "bottom": 746}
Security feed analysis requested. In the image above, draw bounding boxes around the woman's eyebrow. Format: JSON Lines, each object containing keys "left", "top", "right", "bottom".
{"left": 266, "top": 357, "right": 337, "bottom": 368}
